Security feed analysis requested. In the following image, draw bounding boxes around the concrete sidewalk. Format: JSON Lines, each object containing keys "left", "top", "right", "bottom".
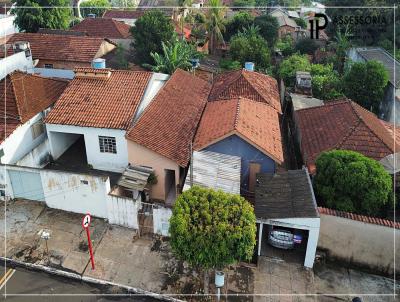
{"left": 0, "top": 199, "right": 398, "bottom": 302}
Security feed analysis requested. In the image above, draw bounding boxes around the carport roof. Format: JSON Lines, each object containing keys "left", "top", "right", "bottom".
{"left": 255, "top": 169, "right": 319, "bottom": 219}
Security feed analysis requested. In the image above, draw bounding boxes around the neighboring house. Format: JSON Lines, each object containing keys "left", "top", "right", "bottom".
{"left": 103, "top": 9, "right": 145, "bottom": 26}
{"left": 0, "top": 41, "right": 34, "bottom": 80}
{"left": 294, "top": 99, "right": 398, "bottom": 174}
{"left": 137, "top": 0, "right": 178, "bottom": 19}
{"left": 0, "top": 71, "right": 68, "bottom": 165}
{"left": 193, "top": 97, "right": 284, "bottom": 194}
{"left": 45, "top": 68, "right": 167, "bottom": 173}
{"left": 347, "top": 47, "right": 400, "bottom": 125}
{"left": 71, "top": 18, "right": 132, "bottom": 47}
{"left": 126, "top": 69, "right": 211, "bottom": 204}
{"left": 270, "top": 7, "right": 300, "bottom": 19}
{"left": 255, "top": 168, "right": 320, "bottom": 268}
{"left": 5, "top": 33, "right": 117, "bottom": 71}
{"left": 276, "top": 15, "right": 305, "bottom": 40}
{"left": 208, "top": 69, "right": 282, "bottom": 113}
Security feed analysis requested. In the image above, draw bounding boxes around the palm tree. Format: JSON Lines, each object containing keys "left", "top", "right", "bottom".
{"left": 204, "top": 0, "right": 227, "bottom": 55}
{"left": 332, "top": 26, "right": 352, "bottom": 73}
{"left": 144, "top": 37, "right": 198, "bottom": 74}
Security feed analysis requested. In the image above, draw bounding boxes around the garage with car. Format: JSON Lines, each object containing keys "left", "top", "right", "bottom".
{"left": 254, "top": 168, "right": 320, "bottom": 268}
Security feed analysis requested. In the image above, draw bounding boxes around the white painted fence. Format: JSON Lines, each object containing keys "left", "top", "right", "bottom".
{"left": 1, "top": 164, "right": 171, "bottom": 234}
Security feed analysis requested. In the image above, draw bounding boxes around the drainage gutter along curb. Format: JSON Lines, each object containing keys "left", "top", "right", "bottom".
{"left": 0, "top": 257, "right": 185, "bottom": 302}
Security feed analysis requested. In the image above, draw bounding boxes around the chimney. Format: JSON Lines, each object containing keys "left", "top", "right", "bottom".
{"left": 244, "top": 62, "right": 254, "bottom": 71}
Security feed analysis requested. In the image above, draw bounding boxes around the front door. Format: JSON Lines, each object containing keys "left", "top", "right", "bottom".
{"left": 248, "top": 162, "right": 261, "bottom": 193}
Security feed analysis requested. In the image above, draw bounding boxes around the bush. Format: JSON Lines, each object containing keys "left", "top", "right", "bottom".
{"left": 224, "top": 11, "right": 255, "bottom": 41}
{"left": 310, "top": 63, "right": 343, "bottom": 100}
{"left": 276, "top": 35, "right": 295, "bottom": 57}
{"left": 80, "top": 0, "right": 110, "bottom": 18}
{"left": 220, "top": 58, "right": 242, "bottom": 71}
{"left": 254, "top": 14, "right": 279, "bottom": 47}
{"left": 278, "top": 54, "right": 311, "bottom": 87}
{"left": 314, "top": 150, "right": 392, "bottom": 216}
{"left": 295, "top": 38, "right": 318, "bottom": 55}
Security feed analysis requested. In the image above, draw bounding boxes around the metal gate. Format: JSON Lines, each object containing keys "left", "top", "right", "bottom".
{"left": 8, "top": 170, "right": 45, "bottom": 201}
{"left": 138, "top": 201, "right": 154, "bottom": 237}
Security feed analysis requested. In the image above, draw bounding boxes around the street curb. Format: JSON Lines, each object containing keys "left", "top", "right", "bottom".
{"left": 1, "top": 256, "right": 185, "bottom": 302}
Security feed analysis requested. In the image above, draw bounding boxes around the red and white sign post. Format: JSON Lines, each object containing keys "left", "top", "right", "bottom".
{"left": 82, "top": 213, "right": 95, "bottom": 270}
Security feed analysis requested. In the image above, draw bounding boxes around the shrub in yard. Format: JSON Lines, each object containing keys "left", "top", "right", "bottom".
{"left": 314, "top": 150, "right": 392, "bottom": 216}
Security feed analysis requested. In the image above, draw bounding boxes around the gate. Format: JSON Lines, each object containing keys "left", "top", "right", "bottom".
{"left": 137, "top": 201, "right": 154, "bottom": 237}
{"left": 8, "top": 170, "right": 45, "bottom": 201}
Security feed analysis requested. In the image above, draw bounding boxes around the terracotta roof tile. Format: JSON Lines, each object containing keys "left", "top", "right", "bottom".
{"left": 71, "top": 18, "right": 132, "bottom": 39}
{"left": 209, "top": 69, "right": 281, "bottom": 112}
{"left": 194, "top": 97, "right": 284, "bottom": 164}
{"left": 318, "top": 207, "right": 400, "bottom": 229}
{"left": 45, "top": 69, "right": 152, "bottom": 130}
{"left": 4, "top": 33, "right": 114, "bottom": 63}
{"left": 380, "top": 120, "right": 400, "bottom": 145}
{"left": 0, "top": 71, "right": 68, "bottom": 143}
{"left": 103, "top": 9, "right": 145, "bottom": 19}
{"left": 296, "top": 99, "right": 398, "bottom": 171}
{"left": 126, "top": 69, "right": 211, "bottom": 167}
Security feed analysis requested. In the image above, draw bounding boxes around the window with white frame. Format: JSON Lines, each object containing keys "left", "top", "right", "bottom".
{"left": 99, "top": 136, "right": 117, "bottom": 154}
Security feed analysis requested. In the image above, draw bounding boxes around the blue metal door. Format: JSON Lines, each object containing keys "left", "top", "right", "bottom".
{"left": 8, "top": 170, "right": 45, "bottom": 201}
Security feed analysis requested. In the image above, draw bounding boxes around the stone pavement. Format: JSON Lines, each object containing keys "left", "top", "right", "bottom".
{"left": 1, "top": 199, "right": 398, "bottom": 302}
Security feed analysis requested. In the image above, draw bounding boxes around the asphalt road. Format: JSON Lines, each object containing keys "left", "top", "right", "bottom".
{"left": 0, "top": 264, "right": 160, "bottom": 301}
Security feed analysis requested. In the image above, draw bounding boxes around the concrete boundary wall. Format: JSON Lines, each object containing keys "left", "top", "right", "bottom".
{"left": 318, "top": 213, "right": 400, "bottom": 275}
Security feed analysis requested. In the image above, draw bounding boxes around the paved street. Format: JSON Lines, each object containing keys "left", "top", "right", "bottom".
{"left": 0, "top": 264, "right": 159, "bottom": 301}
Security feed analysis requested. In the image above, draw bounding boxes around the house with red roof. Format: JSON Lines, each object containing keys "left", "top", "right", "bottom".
{"left": 194, "top": 69, "right": 284, "bottom": 195}
{"left": 45, "top": 68, "right": 168, "bottom": 173}
{"left": 294, "top": 99, "right": 399, "bottom": 174}
{"left": 126, "top": 69, "right": 211, "bottom": 204}
{"left": 0, "top": 71, "right": 68, "bottom": 166}
{"left": 103, "top": 9, "right": 145, "bottom": 26}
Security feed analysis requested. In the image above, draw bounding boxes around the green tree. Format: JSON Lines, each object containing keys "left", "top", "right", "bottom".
{"left": 220, "top": 58, "right": 242, "bottom": 71}
{"left": 169, "top": 186, "right": 256, "bottom": 294}
{"left": 12, "top": 0, "right": 72, "bottom": 33}
{"left": 295, "top": 38, "right": 318, "bottom": 55}
{"left": 254, "top": 14, "right": 279, "bottom": 47}
{"left": 203, "top": 0, "right": 227, "bottom": 55}
{"left": 229, "top": 26, "right": 271, "bottom": 71}
{"left": 144, "top": 37, "right": 199, "bottom": 74}
{"left": 295, "top": 17, "right": 307, "bottom": 29}
{"left": 276, "top": 35, "right": 294, "bottom": 57}
{"left": 80, "top": 0, "right": 111, "bottom": 18}
{"left": 115, "top": 44, "right": 129, "bottom": 69}
{"left": 131, "top": 10, "right": 174, "bottom": 65}
{"left": 278, "top": 54, "right": 311, "bottom": 87}
{"left": 310, "top": 63, "right": 343, "bottom": 100}
{"left": 233, "top": 0, "right": 256, "bottom": 8}
{"left": 314, "top": 150, "right": 392, "bottom": 216}
{"left": 330, "top": 28, "right": 352, "bottom": 73}
{"left": 110, "top": 0, "right": 137, "bottom": 7}
{"left": 224, "top": 11, "right": 255, "bottom": 41}
{"left": 343, "top": 60, "right": 389, "bottom": 113}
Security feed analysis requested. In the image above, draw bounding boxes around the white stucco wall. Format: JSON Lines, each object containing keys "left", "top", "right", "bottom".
{"left": 0, "top": 15, "right": 18, "bottom": 37}
{"left": 0, "top": 112, "right": 47, "bottom": 164}
{"left": 46, "top": 124, "right": 128, "bottom": 172}
{"left": 0, "top": 51, "right": 34, "bottom": 80}
{"left": 15, "top": 139, "right": 50, "bottom": 168}
{"left": 41, "top": 169, "right": 110, "bottom": 218}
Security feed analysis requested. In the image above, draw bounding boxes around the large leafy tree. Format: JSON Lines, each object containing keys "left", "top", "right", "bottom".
{"left": 144, "top": 36, "right": 199, "bottom": 74}
{"left": 278, "top": 54, "right": 311, "bottom": 87}
{"left": 80, "top": 0, "right": 111, "bottom": 18}
{"left": 314, "top": 150, "right": 392, "bottom": 216}
{"left": 310, "top": 63, "right": 343, "bottom": 100}
{"left": 131, "top": 10, "right": 174, "bottom": 65}
{"left": 169, "top": 186, "right": 256, "bottom": 294}
{"left": 254, "top": 14, "right": 279, "bottom": 47}
{"left": 203, "top": 0, "right": 227, "bottom": 55}
{"left": 224, "top": 11, "right": 255, "bottom": 41}
{"left": 12, "top": 0, "right": 72, "bottom": 33}
{"left": 343, "top": 60, "right": 388, "bottom": 113}
{"left": 229, "top": 26, "right": 271, "bottom": 71}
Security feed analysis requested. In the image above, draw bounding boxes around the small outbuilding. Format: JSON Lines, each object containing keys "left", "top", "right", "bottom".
{"left": 255, "top": 168, "right": 320, "bottom": 268}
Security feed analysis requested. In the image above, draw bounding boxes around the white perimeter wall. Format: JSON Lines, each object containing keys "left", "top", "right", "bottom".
{"left": 46, "top": 124, "right": 128, "bottom": 173}
{"left": 153, "top": 206, "right": 172, "bottom": 236}
{"left": 0, "top": 51, "right": 33, "bottom": 80}
{"left": 0, "top": 112, "right": 47, "bottom": 164}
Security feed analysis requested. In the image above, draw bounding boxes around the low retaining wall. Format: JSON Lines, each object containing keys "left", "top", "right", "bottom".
{"left": 318, "top": 212, "right": 399, "bottom": 275}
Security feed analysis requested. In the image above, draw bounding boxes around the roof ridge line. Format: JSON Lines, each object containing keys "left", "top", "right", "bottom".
{"left": 350, "top": 101, "right": 396, "bottom": 152}
{"left": 234, "top": 97, "right": 241, "bottom": 129}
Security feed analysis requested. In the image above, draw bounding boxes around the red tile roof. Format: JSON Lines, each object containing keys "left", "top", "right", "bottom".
{"left": 45, "top": 68, "right": 152, "bottom": 130}
{"left": 296, "top": 99, "right": 398, "bottom": 172}
{"left": 380, "top": 120, "right": 400, "bottom": 145}
{"left": 194, "top": 97, "right": 284, "bottom": 164}
{"left": 318, "top": 207, "right": 400, "bottom": 229}
{"left": 0, "top": 72, "right": 68, "bottom": 143}
{"left": 126, "top": 69, "right": 211, "bottom": 167}
{"left": 103, "top": 9, "right": 144, "bottom": 19}
{"left": 71, "top": 18, "right": 132, "bottom": 39}
{"left": 209, "top": 69, "right": 281, "bottom": 113}
{"left": 4, "top": 33, "right": 115, "bottom": 63}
